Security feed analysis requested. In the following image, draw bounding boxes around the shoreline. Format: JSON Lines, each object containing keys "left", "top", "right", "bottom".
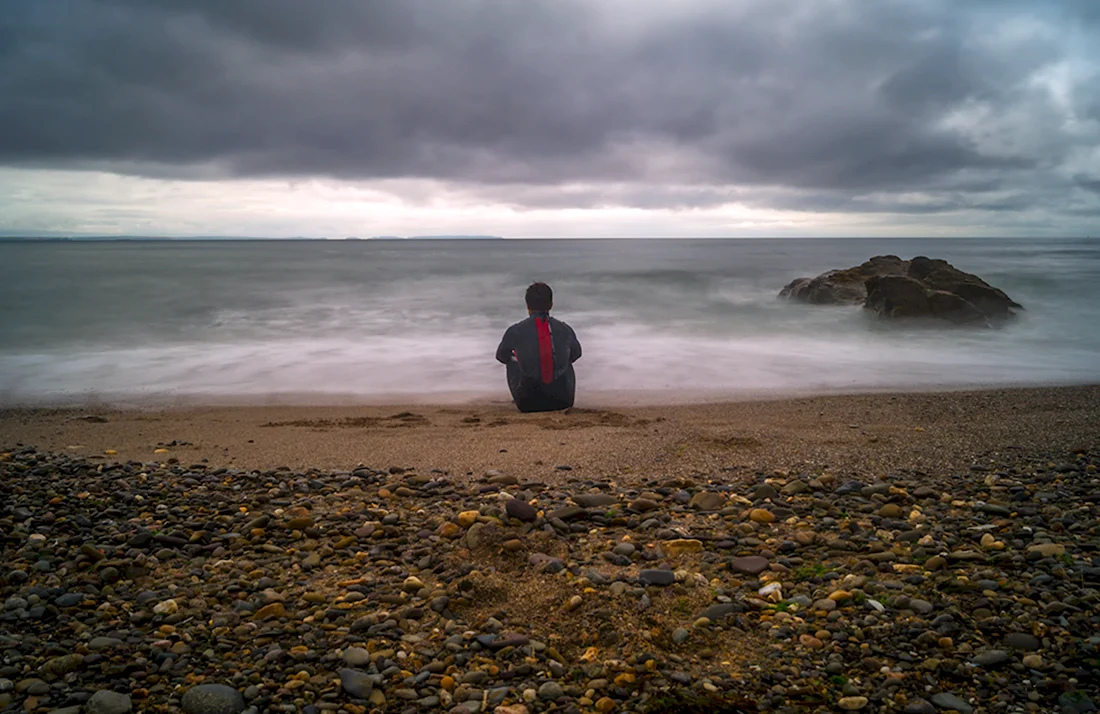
{"left": 2, "top": 378, "right": 1097, "bottom": 410}
{"left": 3, "top": 384, "right": 1098, "bottom": 477}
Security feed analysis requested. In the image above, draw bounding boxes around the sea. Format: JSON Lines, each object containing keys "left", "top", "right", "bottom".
{"left": 1, "top": 237, "right": 1098, "bottom": 407}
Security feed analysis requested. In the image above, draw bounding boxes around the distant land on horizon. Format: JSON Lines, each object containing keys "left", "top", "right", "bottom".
{"left": 362, "top": 235, "right": 504, "bottom": 240}
{"left": 0, "top": 233, "right": 1095, "bottom": 242}
{"left": 0, "top": 234, "right": 507, "bottom": 241}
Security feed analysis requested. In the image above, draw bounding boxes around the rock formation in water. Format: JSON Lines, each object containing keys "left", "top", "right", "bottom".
{"left": 779, "top": 255, "right": 1023, "bottom": 325}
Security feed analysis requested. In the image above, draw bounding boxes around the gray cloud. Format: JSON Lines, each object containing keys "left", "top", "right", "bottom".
{"left": 0, "top": 0, "right": 1098, "bottom": 221}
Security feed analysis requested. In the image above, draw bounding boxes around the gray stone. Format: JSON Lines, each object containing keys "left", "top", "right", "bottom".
{"left": 338, "top": 669, "right": 374, "bottom": 699}
{"left": 537, "top": 682, "right": 564, "bottom": 701}
{"left": 1058, "top": 691, "right": 1097, "bottom": 714}
{"left": 689, "top": 492, "right": 724, "bottom": 511}
{"left": 487, "top": 471, "right": 518, "bottom": 485}
{"left": 181, "top": 683, "right": 247, "bottom": 714}
{"left": 930, "top": 692, "right": 973, "bottom": 714}
{"left": 528, "top": 553, "right": 565, "bottom": 573}
{"left": 971, "top": 650, "right": 1011, "bottom": 668}
{"left": 243, "top": 515, "right": 270, "bottom": 531}
{"left": 486, "top": 633, "right": 529, "bottom": 650}
{"left": 40, "top": 653, "right": 83, "bottom": 678}
{"left": 672, "top": 628, "right": 689, "bottom": 645}
{"left": 908, "top": 598, "right": 934, "bottom": 614}
{"left": 55, "top": 593, "right": 82, "bottom": 608}
{"left": 697, "top": 603, "right": 739, "bottom": 621}
{"left": 4, "top": 596, "right": 27, "bottom": 611}
{"left": 903, "top": 700, "right": 936, "bottom": 714}
{"left": 573, "top": 493, "right": 617, "bottom": 508}
{"left": 342, "top": 647, "right": 371, "bottom": 666}
{"left": 781, "top": 480, "right": 809, "bottom": 496}
{"left": 86, "top": 691, "right": 133, "bottom": 714}
{"left": 465, "top": 522, "right": 492, "bottom": 549}
{"left": 729, "top": 556, "right": 769, "bottom": 575}
{"left": 6, "top": 570, "right": 28, "bottom": 586}
{"left": 1003, "top": 632, "right": 1041, "bottom": 651}
{"left": 17, "top": 679, "right": 48, "bottom": 695}
{"left": 547, "top": 506, "right": 587, "bottom": 521}
{"left": 749, "top": 484, "right": 780, "bottom": 501}
{"left": 449, "top": 705, "right": 479, "bottom": 714}
{"left": 639, "top": 569, "right": 675, "bottom": 586}
{"left": 505, "top": 499, "right": 537, "bottom": 522}
{"left": 87, "top": 637, "right": 122, "bottom": 651}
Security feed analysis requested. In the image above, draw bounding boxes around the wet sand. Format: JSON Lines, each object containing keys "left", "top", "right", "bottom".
{"left": 2, "top": 384, "right": 1097, "bottom": 479}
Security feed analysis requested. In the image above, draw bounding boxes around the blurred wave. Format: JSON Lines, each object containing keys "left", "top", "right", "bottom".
{"left": 1, "top": 237, "right": 1098, "bottom": 405}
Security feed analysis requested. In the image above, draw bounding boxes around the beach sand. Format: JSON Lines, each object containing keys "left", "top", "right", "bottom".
{"left": 3, "top": 384, "right": 1097, "bottom": 478}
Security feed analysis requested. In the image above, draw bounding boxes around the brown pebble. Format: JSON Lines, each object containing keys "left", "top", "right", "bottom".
{"left": 254, "top": 602, "right": 286, "bottom": 621}
{"left": 749, "top": 508, "right": 775, "bottom": 523}
{"left": 925, "top": 556, "right": 947, "bottom": 570}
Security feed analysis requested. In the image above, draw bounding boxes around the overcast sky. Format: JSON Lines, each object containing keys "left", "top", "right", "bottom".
{"left": 1, "top": 0, "right": 1098, "bottom": 237}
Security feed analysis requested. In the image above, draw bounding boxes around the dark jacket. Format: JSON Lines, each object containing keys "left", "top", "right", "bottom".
{"left": 495, "top": 312, "right": 582, "bottom": 411}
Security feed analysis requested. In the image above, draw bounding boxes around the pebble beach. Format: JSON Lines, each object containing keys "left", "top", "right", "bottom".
{"left": 2, "top": 386, "right": 1099, "bottom": 714}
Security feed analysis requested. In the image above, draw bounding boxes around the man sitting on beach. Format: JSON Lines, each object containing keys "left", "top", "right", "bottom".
{"left": 495, "top": 282, "right": 582, "bottom": 412}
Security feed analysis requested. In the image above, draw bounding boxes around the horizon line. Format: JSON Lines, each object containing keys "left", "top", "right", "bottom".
{"left": 1, "top": 234, "right": 1095, "bottom": 242}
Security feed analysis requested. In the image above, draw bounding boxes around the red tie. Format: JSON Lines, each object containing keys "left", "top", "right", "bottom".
{"left": 536, "top": 318, "right": 554, "bottom": 384}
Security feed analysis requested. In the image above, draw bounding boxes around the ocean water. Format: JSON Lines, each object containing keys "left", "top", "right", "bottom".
{"left": 1, "top": 237, "right": 1098, "bottom": 406}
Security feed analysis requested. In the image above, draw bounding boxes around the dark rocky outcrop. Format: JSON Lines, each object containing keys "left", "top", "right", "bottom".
{"left": 865, "top": 276, "right": 988, "bottom": 325}
{"left": 905, "top": 256, "right": 1022, "bottom": 319}
{"left": 779, "top": 255, "right": 1022, "bottom": 325}
{"left": 778, "top": 255, "right": 907, "bottom": 305}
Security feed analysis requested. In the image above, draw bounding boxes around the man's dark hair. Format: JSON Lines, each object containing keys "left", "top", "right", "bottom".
{"left": 525, "top": 282, "right": 553, "bottom": 312}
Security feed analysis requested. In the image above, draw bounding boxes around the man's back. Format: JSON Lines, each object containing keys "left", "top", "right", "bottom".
{"left": 496, "top": 283, "right": 581, "bottom": 412}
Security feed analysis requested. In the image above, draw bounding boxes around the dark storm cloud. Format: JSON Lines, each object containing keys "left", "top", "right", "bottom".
{"left": 0, "top": 0, "right": 1097, "bottom": 217}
